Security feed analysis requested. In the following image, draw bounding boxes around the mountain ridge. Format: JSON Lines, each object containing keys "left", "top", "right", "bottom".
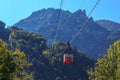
{"left": 14, "top": 8, "right": 120, "bottom": 59}
{"left": 0, "top": 22, "right": 95, "bottom": 80}
{"left": 96, "top": 20, "right": 120, "bottom": 32}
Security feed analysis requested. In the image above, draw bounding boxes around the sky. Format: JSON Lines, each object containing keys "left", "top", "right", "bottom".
{"left": 0, "top": 0, "right": 120, "bottom": 27}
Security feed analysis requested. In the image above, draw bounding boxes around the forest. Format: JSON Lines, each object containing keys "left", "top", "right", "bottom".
{"left": 0, "top": 25, "right": 120, "bottom": 80}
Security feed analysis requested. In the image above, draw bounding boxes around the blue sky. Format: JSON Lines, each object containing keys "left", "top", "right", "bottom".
{"left": 0, "top": 0, "right": 120, "bottom": 26}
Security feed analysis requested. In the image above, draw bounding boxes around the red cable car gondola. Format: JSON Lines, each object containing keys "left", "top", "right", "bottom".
{"left": 63, "top": 54, "right": 73, "bottom": 64}
{"left": 63, "top": 42, "right": 73, "bottom": 64}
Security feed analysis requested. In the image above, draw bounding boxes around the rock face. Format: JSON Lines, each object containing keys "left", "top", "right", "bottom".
{"left": 96, "top": 20, "right": 120, "bottom": 47}
{"left": 0, "top": 21, "right": 10, "bottom": 42}
{"left": 96, "top": 20, "right": 120, "bottom": 32}
{"left": 14, "top": 8, "right": 120, "bottom": 59}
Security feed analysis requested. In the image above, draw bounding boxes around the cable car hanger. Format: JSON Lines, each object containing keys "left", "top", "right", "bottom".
{"left": 63, "top": 42, "right": 73, "bottom": 64}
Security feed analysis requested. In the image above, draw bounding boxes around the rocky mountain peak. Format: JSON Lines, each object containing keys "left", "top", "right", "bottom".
{"left": 73, "top": 9, "right": 87, "bottom": 19}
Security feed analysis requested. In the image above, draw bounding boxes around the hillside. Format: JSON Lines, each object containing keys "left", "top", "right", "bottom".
{"left": 14, "top": 8, "right": 114, "bottom": 59}
{"left": 0, "top": 19, "right": 120, "bottom": 79}
{"left": 0, "top": 25, "right": 95, "bottom": 80}
{"left": 96, "top": 20, "right": 120, "bottom": 46}
{"left": 96, "top": 20, "right": 120, "bottom": 32}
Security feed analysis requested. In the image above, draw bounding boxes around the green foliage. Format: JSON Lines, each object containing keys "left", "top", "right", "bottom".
{"left": 8, "top": 29, "right": 95, "bottom": 80}
{"left": 88, "top": 40, "right": 120, "bottom": 80}
{"left": 9, "top": 29, "right": 47, "bottom": 54}
{"left": 9, "top": 29, "right": 47, "bottom": 80}
{"left": 52, "top": 41, "right": 66, "bottom": 52}
{"left": 0, "top": 39, "right": 34, "bottom": 80}
{"left": 39, "top": 42, "right": 95, "bottom": 80}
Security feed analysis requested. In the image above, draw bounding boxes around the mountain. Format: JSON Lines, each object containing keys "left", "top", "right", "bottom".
{"left": 0, "top": 21, "right": 10, "bottom": 42}
{"left": 9, "top": 27, "right": 47, "bottom": 54}
{"left": 96, "top": 20, "right": 120, "bottom": 32}
{"left": 96, "top": 20, "right": 120, "bottom": 46}
{"left": 0, "top": 20, "right": 119, "bottom": 79}
{"left": 7, "top": 28, "right": 95, "bottom": 80}
{"left": 14, "top": 8, "right": 113, "bottom": 59}
{"left": 0, "top": 25, "right": 95, "bottom": 80}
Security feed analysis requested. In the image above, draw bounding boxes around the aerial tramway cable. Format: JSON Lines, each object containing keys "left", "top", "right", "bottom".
{"left": 53, "top": 0, "right": 101, "bottom": 44}
{"left": 62, "top": 0, "right": 101, "bottom": 64}
{"left": 53, "top": 0, "right": 64, "bottom": 42}
{"left": 32, "top": 0, "right": 64, "bottom": 76}
{"left": 70, "top": 0, "right": 101, "bottom": 44}
{"left": 54, "top": 0, "right": 85, "bottom": 42}
{"left": 50, "top": 0, "right": 101, "bottom": 64}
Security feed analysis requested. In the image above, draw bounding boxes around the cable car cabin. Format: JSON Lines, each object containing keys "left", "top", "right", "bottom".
{"left": 63, "top": 54, "right": 73, "bottom": 64}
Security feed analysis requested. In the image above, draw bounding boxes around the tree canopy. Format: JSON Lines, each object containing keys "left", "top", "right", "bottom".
{"left": 9, "top": 29, "right": 47, "bottom": 55}
{"left": 2, "top": 28, "right": 95, "bottom": 80}
{"left": 41, "top": 41, "right": 95, "bottom": 80}
{"left": 0, "top": 39, "right": 34, "bottom": 80}
{"left": 88, "top": 40, "right": 120, "bottom": 80}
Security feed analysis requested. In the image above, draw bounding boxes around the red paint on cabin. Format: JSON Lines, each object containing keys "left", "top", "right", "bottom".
{"left": 63, "top": 54, "right": 73, "bottom": 64}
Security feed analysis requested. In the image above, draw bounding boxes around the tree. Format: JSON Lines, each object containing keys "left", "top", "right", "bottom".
{"left": 41, "top": 41, "right": 95, "bottom": 80}
{"left": 88, "top": 40, "right": 120, "bottom": 80}
{"left": 0, "top": 39, "right": 34, "bottom": 80}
